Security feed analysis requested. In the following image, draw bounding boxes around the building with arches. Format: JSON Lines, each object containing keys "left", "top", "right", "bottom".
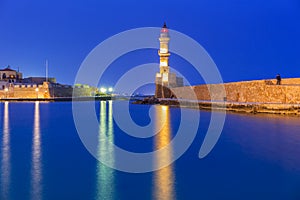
{"left": 0, "top": 66, "right": 23, "bottom": 83}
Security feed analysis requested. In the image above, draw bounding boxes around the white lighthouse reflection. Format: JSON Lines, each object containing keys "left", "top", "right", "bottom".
{"left": 30, "top": 101, "right": 42, "bottom": 200}
{"left": 1, "top": 102, "right": 10, "bottom": 199}
{"left": 96, "top": 100, "right": 115, "bottom": 200}
{"left": 153, "top": 105, "right": 176, "bottom": 200}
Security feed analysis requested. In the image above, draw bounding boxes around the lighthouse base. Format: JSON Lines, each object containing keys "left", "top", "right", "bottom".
{"left": 155, "top": 84, "right": 174, "bottom": 98}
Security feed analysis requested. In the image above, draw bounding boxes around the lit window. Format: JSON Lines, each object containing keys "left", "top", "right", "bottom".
{"left": 160, "top": 61, "right": 167, "bottom": 67}
{"left": 163, "top": 73, "right": 168, "bottom": 82}
{"left": 160, "top": 48, "right": 167, "bottom": 54}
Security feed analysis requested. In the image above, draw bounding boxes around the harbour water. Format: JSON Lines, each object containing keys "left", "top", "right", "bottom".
{"left": 1, "top": 101, "right": 300, "bottom": 199}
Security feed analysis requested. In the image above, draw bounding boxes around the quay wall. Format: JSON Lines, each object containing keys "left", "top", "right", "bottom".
{"left": 0, "top": 83, "right": 51, "bottom": 98}
{"left": 171, "top": 78, "right": 300, "bottom": 104}
{"left": 0, "top": 83, "right": 98, "bottom": 99}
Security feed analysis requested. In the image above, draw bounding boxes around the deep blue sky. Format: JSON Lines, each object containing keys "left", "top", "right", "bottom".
{"left": 0, "top": 0, "right": 299, "bottom": 90}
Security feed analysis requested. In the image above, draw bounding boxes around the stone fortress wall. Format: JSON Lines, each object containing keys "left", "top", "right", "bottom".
{"left": 171, "top": 78, "right": 300, "bottom": 104}
{"left": 0, "top": 82, "right": 97, "bottom": 99}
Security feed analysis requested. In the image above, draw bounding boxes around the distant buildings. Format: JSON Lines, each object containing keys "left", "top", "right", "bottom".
{"left": 0, "top": 65, "right": 70, "bottom": 98}
{"left": 0, "top": 66, "right": 57, "bottom": 86}
{"left": 23, "top": 77, "right": 56, "bottom": 84}
{"left": 0, "top": 65, "right": 99, "bottom": 99}
{"left": 0, "top": 66, "right": 22, "bottom": 84}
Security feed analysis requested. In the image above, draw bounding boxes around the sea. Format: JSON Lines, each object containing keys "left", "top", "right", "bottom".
{"left": 1, "top": 100, "right": 300, "bottom": 200}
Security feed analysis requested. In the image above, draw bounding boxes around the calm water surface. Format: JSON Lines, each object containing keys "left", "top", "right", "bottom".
{"left": 0, "top": 101, "right": 300, "bottom": 200}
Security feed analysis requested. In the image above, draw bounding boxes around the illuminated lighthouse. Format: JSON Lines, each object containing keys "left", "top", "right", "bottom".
{"left": 155, "top": 22, "right": 183, "bottom": 98}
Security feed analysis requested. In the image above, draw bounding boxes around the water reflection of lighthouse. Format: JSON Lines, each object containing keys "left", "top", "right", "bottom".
{"left": 153, "top": 105, "right": 176, "bottom": 200}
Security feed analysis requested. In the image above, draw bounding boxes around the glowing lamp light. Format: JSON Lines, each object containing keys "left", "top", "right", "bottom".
{"left": 4, "top": 88, "right": 8, "bottom": 92}
{"left": 108, "top": 87, "right": 113, "bottom": 92}
{"left": 35, "top": 88, "right": 39, "bottom": 92}
{"left": 100, "top": 87, "right": 107, "bottom": 93}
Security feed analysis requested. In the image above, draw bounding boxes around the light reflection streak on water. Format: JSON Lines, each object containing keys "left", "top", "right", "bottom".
{"left": 31, "top": 101, "right": 42, "bottom": 200}
{"left": 96, "top": 100, "right": 114, "bottom": 200}
{"left": 153, "top": 105, "right": 175, "bottom": 200}
{"left": 1, "top": 102, "right": 10, "bottom": 199}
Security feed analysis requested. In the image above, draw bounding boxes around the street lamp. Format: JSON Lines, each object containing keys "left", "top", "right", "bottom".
{"left": 108, "top": 87, "right": 113, "bottom": 92}
{"left": 35, "top": 88, "right": 39, "bottom": 99}
{"left": 100, "top": 87, "right": 107, "bottom": 93}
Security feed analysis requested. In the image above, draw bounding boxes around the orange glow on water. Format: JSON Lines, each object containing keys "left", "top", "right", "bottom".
{"left": 153, "top": 106, "right": 176, "bottom": 200}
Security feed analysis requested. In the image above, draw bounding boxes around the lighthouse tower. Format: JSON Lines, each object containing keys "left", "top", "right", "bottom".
{"left": 155, "top": 23, "right": 183, "bottom": 98}
{"left": 158, "top": 22, "right": 170, "bottom": 77}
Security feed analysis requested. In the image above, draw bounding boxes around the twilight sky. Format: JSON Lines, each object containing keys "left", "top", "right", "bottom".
{"left": 0, "top": 0, "right": 299, "bottom": 93}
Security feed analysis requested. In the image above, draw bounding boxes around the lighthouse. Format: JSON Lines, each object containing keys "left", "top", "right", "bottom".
{"left": 158, "top": 22, "right": 170, "bottom": 77}
{"left": 155, "top": 23, "right": 183, "bottom": 98}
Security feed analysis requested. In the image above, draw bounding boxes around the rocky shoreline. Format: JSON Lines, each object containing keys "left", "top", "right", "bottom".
{"left": 133, "top": 97, "right": 300, "bottom": 115}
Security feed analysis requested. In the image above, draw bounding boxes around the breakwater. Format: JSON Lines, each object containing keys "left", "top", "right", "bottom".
{"left": 171, "top": 78, "right": 300, "bottom": 104}
{"left": 133, "top": 97, "right": 300, "bottom": 115}
{"left": 160, "top": 99, "right": 300, "bottom": 115}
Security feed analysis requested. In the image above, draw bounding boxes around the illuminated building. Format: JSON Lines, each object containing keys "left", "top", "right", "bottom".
{"left": 0, "top": 66, "right": 22, "bottom": 84}
{"left": 155, "top": 23, "right": 183, "bottom": 98}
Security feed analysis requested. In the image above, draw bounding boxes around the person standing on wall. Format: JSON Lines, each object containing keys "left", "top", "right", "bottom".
{"left": 276, "top": 74, "right": 281, "bottom": 85}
